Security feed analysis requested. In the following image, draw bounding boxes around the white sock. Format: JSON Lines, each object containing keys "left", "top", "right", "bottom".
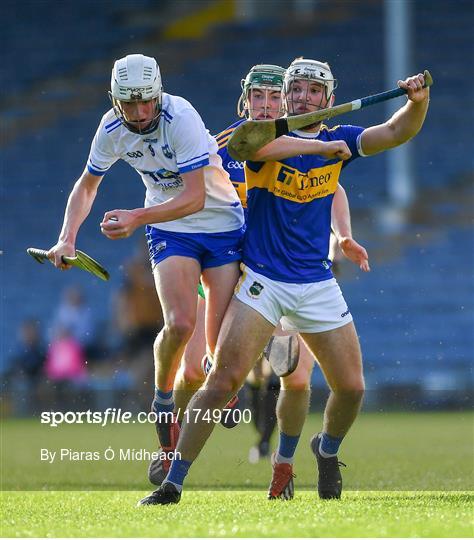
{"left": 275, "top": 452, "right": 294, "bottom": 465}
{"left": 163, "top": 478, "right": 183, "bottom": 492}
{"left": 319, "top": 439, "right": 337, "bottom": 458}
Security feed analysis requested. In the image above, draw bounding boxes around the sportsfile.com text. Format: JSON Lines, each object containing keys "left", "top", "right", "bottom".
{"left": 40, "top": 408, "right": 252, "bottom": 428}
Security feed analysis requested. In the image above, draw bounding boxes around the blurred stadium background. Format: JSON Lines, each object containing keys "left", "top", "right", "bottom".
{"left": 1, "top": 0, "right": 473, "bottom": 420}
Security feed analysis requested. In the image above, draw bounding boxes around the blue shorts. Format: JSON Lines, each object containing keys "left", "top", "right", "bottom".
{"left": 146, "top": 225, "right": 244, "bottom": 270}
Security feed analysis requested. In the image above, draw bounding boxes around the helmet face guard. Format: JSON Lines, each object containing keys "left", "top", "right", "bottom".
{"left": 283, "top": 59, "right": 337, "bottom": 117}
{"left": 109, "top": 94, "right": 162, "bottom": 135}
{"left": 109, "top": 54, "right": 163, "bottom": 134}
{"left": 237, "top": 64, "right": 285, "bottom": 119}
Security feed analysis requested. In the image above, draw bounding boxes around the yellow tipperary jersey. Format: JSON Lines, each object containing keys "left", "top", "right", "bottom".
{"left": 215, "top": 119, "right": 247, "bottom": 209}
{"left": 243, "top": 124, "right": 364, "bottom": 283}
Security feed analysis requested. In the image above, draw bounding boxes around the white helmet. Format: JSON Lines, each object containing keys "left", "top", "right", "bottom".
{"left": 109, "top": 54, "right": 162, "bottom": 134}
{"left": 284, "top": 58, "right": 337, "bottom": 102}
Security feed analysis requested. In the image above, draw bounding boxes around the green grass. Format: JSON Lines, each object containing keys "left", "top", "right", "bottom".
{"left": 1, "top": 412, "right": 472, "bottom": 490}
{"left": 1, "top": 491, "right": 472, "bottom": 537}
{"left": 1, "top": 412, "right": 473, "bottom": 537}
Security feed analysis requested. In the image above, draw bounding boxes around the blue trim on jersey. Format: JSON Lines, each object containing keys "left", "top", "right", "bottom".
{"left": 105, "top": 118, "right": 121, "bottom": 130}
{"left": 178, "top": 157, "right": 209, "bottom": 173}
{"left": 87, "top": 164, "right": 107, "bottom": 176}
{"left": 177, "top": 152, "right": 209, "bottom": 166}
{"left": 214, "top": 119, "right": 245, "bottom": 139}
{"left": 162, "top": 109, "right": 173, "bottom": 121}
{"left": 216, "top": 119, "right": 246, "bottom": 207}
{"left": 106, "top": 122, "right": 121, "bottom": 134}
{"left": 214, "top": 119, "right": 244, "bottom": 144}
{"left": 88, "top": 160, "right": 108, "bottom": 172}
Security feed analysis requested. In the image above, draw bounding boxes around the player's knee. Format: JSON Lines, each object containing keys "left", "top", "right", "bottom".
{"left": 162, "top": 317, "right": 195, "bottom": 344}
{"left": 333, "top": 378, "right": 365, "bottom": 402}
{"left": 281, "top": 379, "right": 310, "bottom": 392}
{"left": 207, "top": 368, "right": 241, "bottom": 397}
{"left": 281, "top": 367, "right": 312, "bottom": 391}
{"left": 182, "top": 362, "right": 205, "bottom": 386}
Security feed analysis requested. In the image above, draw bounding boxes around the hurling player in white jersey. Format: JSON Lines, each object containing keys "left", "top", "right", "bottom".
{"left": 47, "top": 54, "right": 245, "bottom": 464}
{"left": 141, "top": 58, "right": 429, "bottom": 505}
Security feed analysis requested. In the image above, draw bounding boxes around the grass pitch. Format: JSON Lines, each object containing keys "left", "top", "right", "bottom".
{"left": 1, "top": 491, "right": 472, "bottom": 537}
{"left": 1, "top": 412, "right": 473, "bottom": 537}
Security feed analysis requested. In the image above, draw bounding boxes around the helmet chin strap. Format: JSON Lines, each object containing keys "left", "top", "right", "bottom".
{"left": 109, "top": 94, "right": 161, "bottom": 134}
{"left": 123, "top": 113, "right": 161, "bottom": 135}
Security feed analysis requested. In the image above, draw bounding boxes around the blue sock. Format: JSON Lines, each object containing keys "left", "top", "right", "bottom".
{"left": 276, "top": 432, "right": 300, "bottom": 463}
{"left": 166, "top": 458, "right": 192, "bottom": 490}
{"left": 152, "top": 387, "right": 174, "bottom": 414}
{"left": 320, "top": 432, "right": 343, "bottom": 457}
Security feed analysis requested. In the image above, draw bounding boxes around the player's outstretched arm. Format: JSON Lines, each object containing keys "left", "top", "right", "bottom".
{"left": 48, "top": 169, "right": 103, "bottom": 269}
{"left": 100, "top": 168, "right": 206, "bottom": 240}
{"left": 331, "top": 186, "right": 370, "bottom": 272}
{"left": 251, "top": 136, "right": 352, "bottom": 162}
{"left": 360, "top": 73, "right": 430, "bottom": 156}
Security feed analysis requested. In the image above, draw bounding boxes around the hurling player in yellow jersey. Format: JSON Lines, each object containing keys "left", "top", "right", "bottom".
{"left": 217, "top": 64, "right": 370, "bottom": 468}
{"left": 143, "top": 63, "right": 368, "bottom": 490}
{"left": 138, "top": 58, "right": 429, "bottom": 505}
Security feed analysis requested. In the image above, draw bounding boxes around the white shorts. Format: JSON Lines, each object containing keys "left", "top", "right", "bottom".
{"left": 234, "top": 265, "right": 353, "bottom": 334}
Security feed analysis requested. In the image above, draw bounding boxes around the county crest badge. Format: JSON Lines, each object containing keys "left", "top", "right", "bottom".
{"left": 247, "top": 281, "right": 264, "bottom": 299}
{"left": 161, "top": 144, "right": 173, "bottom": 159}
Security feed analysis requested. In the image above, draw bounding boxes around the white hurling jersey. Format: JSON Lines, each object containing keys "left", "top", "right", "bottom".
{"left": 87, "top": 93, "right": 244, "bottom": 233}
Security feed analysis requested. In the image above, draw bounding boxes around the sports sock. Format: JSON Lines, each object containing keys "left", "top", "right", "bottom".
{"left": 275, "top": 432, "right": 300, "bottom": 464}
{"left": 152, "top": 388, "right": 176, "bottom": 448}
{"left": 165, "top": 458, "right": 192, "bottom": 491}
{"left": 319, "top": 432, "right": 343, "bottom": 457}
{"left": 152, "top": 387, "right": 174, "bottom": 414}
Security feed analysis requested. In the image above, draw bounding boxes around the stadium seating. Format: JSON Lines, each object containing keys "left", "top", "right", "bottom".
{"left": 4, "top": 0, "right": 158, "bottom": 94}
